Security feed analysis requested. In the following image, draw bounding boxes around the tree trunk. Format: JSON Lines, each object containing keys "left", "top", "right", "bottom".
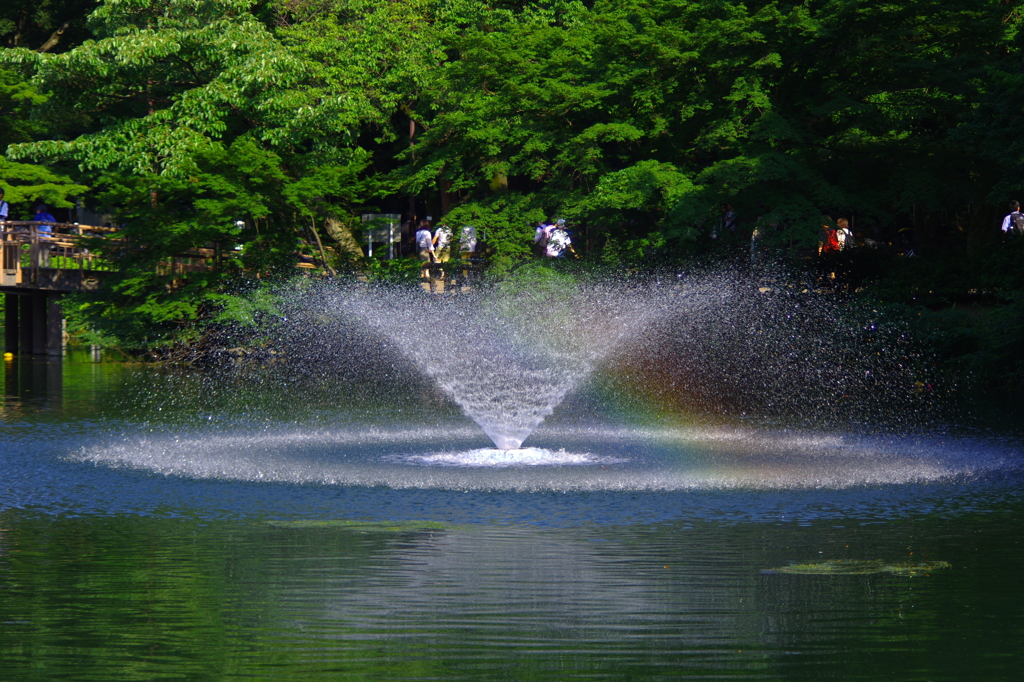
{"left": 36, "top": 23, "right": 69, "bottom": 53}
{"left": 309, "top": 218, "right": 336, "bottom": 276}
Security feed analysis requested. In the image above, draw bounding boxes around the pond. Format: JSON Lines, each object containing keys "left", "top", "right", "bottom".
{"left": 2, "top": 328, "right": 1024, "bottom": 680}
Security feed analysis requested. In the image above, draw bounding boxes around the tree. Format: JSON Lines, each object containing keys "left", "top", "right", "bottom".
{"left": 0, "top": 67, "right": 87, "bottom": 214}
{"left": 2, "top": 0, "right": 388, "bottom": 349}
{"left": 402, "top": 0, "right": 1011, "bottom": 254}
{"left": 4, "top": 0, "right": 1023, "bottom": 353}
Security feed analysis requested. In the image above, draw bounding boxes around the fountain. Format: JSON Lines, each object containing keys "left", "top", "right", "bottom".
{"left": 63, "top": 267, "right": 1013, "bottom": 496}
{"left": 321, "top": 269, "right": 673, "bottom": 453}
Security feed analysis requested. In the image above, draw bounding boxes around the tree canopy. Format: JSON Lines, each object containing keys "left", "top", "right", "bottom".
{"left": 1, "top": 0, "right": 1023, "bottom": 352}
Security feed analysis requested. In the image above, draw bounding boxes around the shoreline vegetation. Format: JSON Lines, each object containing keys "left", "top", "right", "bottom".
{"left": 0, "top": 1, "right": 1023, "bottom": 394}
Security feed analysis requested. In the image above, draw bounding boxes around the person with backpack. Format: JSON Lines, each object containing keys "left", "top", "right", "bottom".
{"left": 545, "top": 219, "right": 575, "bottom": 258}
{"left": 836, "top": 218, "right": 854, "bottom": 250}
{"left": 1001, "top": 200, "right": 1024, "bottom": 234}
{"left": 432, "top": 222, "right": 453, "bottom": 262}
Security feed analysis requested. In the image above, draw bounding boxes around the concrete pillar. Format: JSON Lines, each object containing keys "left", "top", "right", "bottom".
{"left": 46, "top": 293, "right": 63, "bottom": 356}
{"left": 31, "top": 293, "right": 46, "bottom": 355}
{"left": 18, "top": 294, "right": 32, "bottom": 355}
{"left": 4, "top": 292, "right": 17, "bottom": 354}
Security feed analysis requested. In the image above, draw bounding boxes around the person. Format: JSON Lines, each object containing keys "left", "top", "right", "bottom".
{"left": 1001, "top": 200, "right": 1024, "bottom": 234}
{"left": 836, "top": 218, "right": 853, "bottom": 250}
{"left": 818, "top": 220, "right": 839, "bottom": 255}
{"left": 722, "top": 204, "right": 737, "bottom": 235}
{"left": 898, "top": 225, "right": 917, "bottom": 257}
{"left": 399, "top": 213, "right": 415, "bottom": 257}
{"left": 459, "top": 224, "right": 477, "bottom": 258}
{"left": 415, "top": 219, "right": 434, "bottom": 262}
{"left": 533, "top": 220, "right": 551, "bottom": 256}
{"left": 32, "top": 203, "right": 57, "bottom": 267}
{"left": 33, "top": 204, "right": 56, "bottom": 233}
{"left": 432, "top": 222, "right": 453, "bottom": 262}
{"left": 750, "top": 223, "right": 768, "bottom": 266}
{"left": 545, "top": 219, "right": 575, "bottom": 258}
{"left": 0, "top": 189, "right": 8, "bottom": 223}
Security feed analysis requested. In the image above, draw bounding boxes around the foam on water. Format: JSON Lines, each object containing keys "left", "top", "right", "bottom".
{"left": 392, "top": 447, "right": 628, "bottom": 468}
{"left": 69, "top": 424, "right": 1019, "bottom": 492}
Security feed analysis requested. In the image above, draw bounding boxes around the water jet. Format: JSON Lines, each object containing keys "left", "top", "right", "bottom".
{"left": 66, "top": 270, "right": 1012, "bottom": 500}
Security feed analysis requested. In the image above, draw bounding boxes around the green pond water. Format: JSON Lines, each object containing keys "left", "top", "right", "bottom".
{"left": 2, "top": 351, "right": 1024, "bottom": 680}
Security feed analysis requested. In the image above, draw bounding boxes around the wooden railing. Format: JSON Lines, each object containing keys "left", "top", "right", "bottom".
{"left": 1, "top": 222, "right": 119, "bottom": 290}
{"left": 2, "top": 221, "right": 485, "bottom": 295}
{"left": 1, "top": 222, "right": 221, "bottom": 291}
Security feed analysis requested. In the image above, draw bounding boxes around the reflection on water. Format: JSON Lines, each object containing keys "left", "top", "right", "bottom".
{"left": 3, "top": 514, "right": 1024, "bottom": 680}
{"left": 3, "top": 353, "right": 63, "bottom": 417}
{"left": 1, "top": 353, "right": 1024, "bottom": 679}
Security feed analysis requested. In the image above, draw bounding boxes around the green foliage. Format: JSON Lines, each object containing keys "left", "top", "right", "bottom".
{"left": 766, "top": 560, "right": 951, "bottom": 576}
{"left": 0, "top": 66, "right": 46, "bottom": 149}
{"left": 492, "top": 260, "right": 579, "bottom": 308}
{"left": 864, "top": 236, "right": 1024, "bottom": 390}
{"left": 0, "top": 155, "right": 88, "bottom": 215}
{"left": 440, "top": 194, "right": 545, "bottom": 274}
{"left": 398, "top": 0, "right": 1013, "bottom": 252}
{"left": 0, "top": 67, "right": 87, "bottom": 214}
{"left": 1, "top": 0, "right": 1022, "bottom": 372}
{"left": 360, "top": 256, "right": 423, "bottom": 286}
{"left": 601, "top": 231, "right": 666, "bottom": 270}
{"left": 3, "top": 0, "right": 305, "bottom": 177}
{"left": 207, "top": 285, "right": 283, "bottom": 328}
{"left": 0, "top": 0, "right": 405, "bottom": 349}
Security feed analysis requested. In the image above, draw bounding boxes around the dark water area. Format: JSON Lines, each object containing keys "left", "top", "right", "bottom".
{"left": 3, "top": 351, "right": 1024, "bottom": 680}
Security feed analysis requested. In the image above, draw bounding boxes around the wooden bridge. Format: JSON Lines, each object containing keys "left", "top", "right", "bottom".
{"left": 2, "top": 221, "right": 489, "bottom": 356}
{"left": 3, "top": 222, "right": 122, "bottom": 356}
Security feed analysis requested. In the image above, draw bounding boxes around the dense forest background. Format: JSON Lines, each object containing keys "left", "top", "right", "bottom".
{"left": 2, "top": 0, "right": 1024, "bottom": 389}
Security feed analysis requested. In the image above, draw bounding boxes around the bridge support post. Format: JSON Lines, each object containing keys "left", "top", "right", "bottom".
{"left": 3, "top": 292, "right": 65, "bottom": 355}
{"left": 18, "top": 294, "right": 32, "bottom": 355}
{"left": 32, "top": 293, "right": 46, "bottom": 355}
{"left": 4, "top": 292, "right": 17, "bottom": 353}
{"left": 47, "top": 293, "right": 64, "bottom": 356}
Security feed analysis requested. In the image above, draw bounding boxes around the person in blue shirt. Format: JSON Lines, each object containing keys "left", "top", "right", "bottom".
{"left": 32, "top": 203, "right": 57, "bottom": 266}
{"left": 33, "top": 204, "right": 57, "bottom": 233}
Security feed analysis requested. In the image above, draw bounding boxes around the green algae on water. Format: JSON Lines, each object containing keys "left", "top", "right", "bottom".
{"left": 763, "top": 559, "right": 952, "bottom": 576}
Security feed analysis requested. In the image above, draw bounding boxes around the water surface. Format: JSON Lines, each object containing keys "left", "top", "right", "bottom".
{"left": 2, "top": 353, "right": 1023, "bottom": 680}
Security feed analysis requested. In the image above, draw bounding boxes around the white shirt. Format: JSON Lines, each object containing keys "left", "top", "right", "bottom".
{"left": 415, "top": 228, "right": 433, "bottom": 250}
{"left": 433, "top": 225, "right": 452, "bottom": 249}
{"left": 460, "top": 225, "right": 477, "bottom": 252}
{"left": 1002, "top": 211, "right": 1023, "bottom": 233}
{"left": 837, "top": 227, "right": 853, "bottom": 249}
{"left": 546, "top": 228, "right": 571, "bottom": 257}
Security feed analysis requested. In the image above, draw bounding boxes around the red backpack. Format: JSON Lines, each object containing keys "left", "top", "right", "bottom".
{"left": 823, "top": 227, "right": 840, "bottom": 252}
